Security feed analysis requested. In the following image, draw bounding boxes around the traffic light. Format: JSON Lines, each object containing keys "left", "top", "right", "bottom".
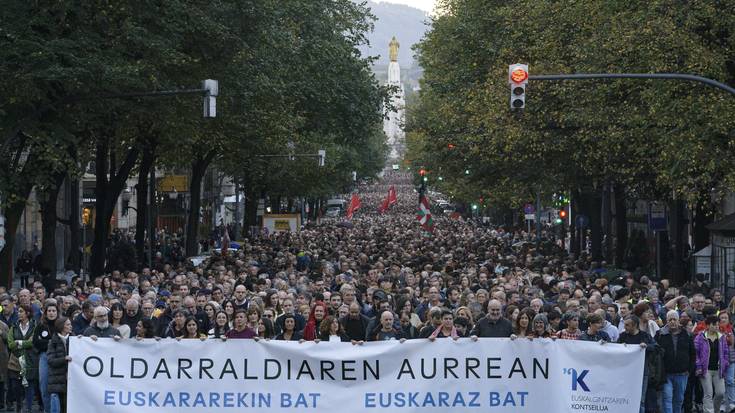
{"left": 82, "top": 207, "right": 91, "bottom": 226}
{"left": 419, "top": 168, "right": 426, "bottom": 176}
{"left": 555, "top": 209, "right": 567, "bottom": 224}
{"left": 508, "top": 64, "right": 528, "bottom": 110}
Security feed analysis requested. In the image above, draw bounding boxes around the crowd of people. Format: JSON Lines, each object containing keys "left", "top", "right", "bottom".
{"left": 0, "top": 171, "right": 728, "bottom": 413}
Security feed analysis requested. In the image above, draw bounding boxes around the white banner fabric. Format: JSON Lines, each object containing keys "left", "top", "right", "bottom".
{"left": 68, "top": 336, "right": 644, "bottom": 412}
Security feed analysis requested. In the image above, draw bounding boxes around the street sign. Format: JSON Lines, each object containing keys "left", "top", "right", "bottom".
{"left": 524, "top": 214, "right": 536, "bottom": 220}
{"left": 523, "top": 203, "right": 535, "bottom": 214}
{"left": 649, "top": 202, "right": 667, "bottom": 231}
{"left": 575, "top": 214, "right": 589, "bottom": 228}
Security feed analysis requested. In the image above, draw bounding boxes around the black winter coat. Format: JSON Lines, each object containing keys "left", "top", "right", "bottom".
{"left": 46, "top": 334, "right": 69, "bottom": 394}
{"left": 32, "top": 321, "right": 56, "bottom": 354}
{"left": 655, "top": 326, "right": 696, "bottom": 375}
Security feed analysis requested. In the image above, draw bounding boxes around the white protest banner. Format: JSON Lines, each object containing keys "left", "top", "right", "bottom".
{"left": 68, "top": 337, "right": 644, "bottom": 412}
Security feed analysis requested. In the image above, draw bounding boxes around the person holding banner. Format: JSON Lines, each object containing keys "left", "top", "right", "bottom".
{"left": 135, "top": 319, "right": 158, "bottom": 340}
{"left": 163, "top": 309, "right": 187, "bottom": 338}
{"left": 469, "top": 300, "right": 512, "bottom": 338}
{"left": 258, "top": 316, "right": 276, "bottom": 340}
{"left": 619, "top": 315, "right": 656, "bottom": 413}
{"left": 530, "top": 313, "right": 553, "bottom": 339}
{"left": 82, "top": 307, "right": 121, "bottom": 339}
{"left": 579, "top": 313, "right": 611, "bottom": 343}
{"left": 177, "top": 316, "right": 206, "bottom": 340}
{"left": 275, "top": 315, "right": 303, "bottom": 341}
{"left": 225, "top": 310, "right": 256, "bottom": 339}
{"left": 303, "top": 302, "right": 327, "bottom": 341}
{"left": 556, "top": 312, "right": 582, "bottom": 340}
{"left": 318, "top": 316, "right": 349, "bottom": 342}
{"left": 207, "top": 311, "right": 230, "bottom": 339}
{"left": 513, "top": 308, "right": 535, "bottom": 339}
{"left": 427, "top": 310, "right": 459, "bottom": 340}
{"left": 369, "top": 311, "right": 404, "bottom": 341}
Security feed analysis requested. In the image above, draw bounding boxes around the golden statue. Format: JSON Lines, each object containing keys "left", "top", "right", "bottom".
{"left": 389, "top": 36, "right": 400, "bottom": 62}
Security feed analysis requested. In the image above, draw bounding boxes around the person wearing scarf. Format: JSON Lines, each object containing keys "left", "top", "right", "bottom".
{"left": 303, "top": 301, "right": 328, "bottom": 341}
{"left": 428, "top": 310, "right": 459, "bottom": 340}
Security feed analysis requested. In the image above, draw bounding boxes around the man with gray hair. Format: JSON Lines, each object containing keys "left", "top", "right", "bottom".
{"left": 655, "top": 310, "right": 694, "bottom": 413}
{"left": 470, "top": 299, "right": 512, "bottom": 338}
{"left": 82, "top": 307, "right": 121, "bottom": 339}
{"left": 122, "top": 298, "right": 141, "bottom": 332}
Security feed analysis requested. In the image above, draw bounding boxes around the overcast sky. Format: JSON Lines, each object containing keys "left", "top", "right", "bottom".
{"left": 377, "top": 0, "right": 436, "bottom": 12}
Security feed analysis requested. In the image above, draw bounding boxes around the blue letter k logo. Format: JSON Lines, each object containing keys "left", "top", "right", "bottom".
{"left": 571, "top": 369, "right": 590, "bottom": 392}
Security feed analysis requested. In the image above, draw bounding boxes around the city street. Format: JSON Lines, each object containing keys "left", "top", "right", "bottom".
{"left": 1, "top": 1, "right": 734, "bottom": 412}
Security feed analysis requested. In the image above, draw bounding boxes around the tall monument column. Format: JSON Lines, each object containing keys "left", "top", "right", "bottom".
{"left": 383, "top": 36, "right": 406, "bottom": 164}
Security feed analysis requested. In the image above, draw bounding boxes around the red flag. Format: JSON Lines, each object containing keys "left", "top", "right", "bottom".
{"left": 378, "top": 197, "right": 390, "bottom": 214}
{"left": 388, "top": 185, "right": 397, "bottom": 205}
{"left": 346, "top": 193, "right": 361, "bottom": 220}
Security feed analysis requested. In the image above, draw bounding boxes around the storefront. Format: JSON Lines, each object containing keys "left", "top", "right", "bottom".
{"left": 708, "top": 214, "right": 735, "bottom": 299}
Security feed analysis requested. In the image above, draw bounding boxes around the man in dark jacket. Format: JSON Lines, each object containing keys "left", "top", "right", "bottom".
{"left": 618, "top": 315, "right": 656, "bottom": 413}
{"left": 83, "top": 307, "right": 121, "bottom": 339}
{"left": 580, "top": 313, "right": 611, "bottom": 342}
{"left": 156, "top": 294, "right": 182, "bottom": 337}
{"left": 470, "top": 300, "right": 512, "bottom": 338}
{"left": 655, "top": 310, "right": 694, "bottom": 413}
{"left": 341, "top": 302, "right": 370, "bottom": 341}
{"left": 121, "top": 299, "right": 142, "bottom": 333}
{"left": 72, "top": 302, "right": 94, "bottom": 336}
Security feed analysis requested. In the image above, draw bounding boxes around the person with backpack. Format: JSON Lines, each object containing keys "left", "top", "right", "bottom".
{"left": 656, "top": 310, "right": 695, "bottom": 413}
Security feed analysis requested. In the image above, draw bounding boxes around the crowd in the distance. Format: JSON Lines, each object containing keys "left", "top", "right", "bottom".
{"left": 0, "top": 172, "right": 728, "bottom": 413}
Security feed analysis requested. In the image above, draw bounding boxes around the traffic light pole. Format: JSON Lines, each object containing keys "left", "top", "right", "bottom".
{"left": 529, "top": 73, "right": 735, "bottom": 96}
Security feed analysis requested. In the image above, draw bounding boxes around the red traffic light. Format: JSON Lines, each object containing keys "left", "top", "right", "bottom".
{"left": 447, "top": 143, "right": 456, "bottom": 150}
{"left": 419, "top": 168, "right": 426, "bottom": 176}
{"left": 510, "top": 68, "right": 528, "bottom": 83}
{"left": 559, "top": 210, "right": 567, "bottom": 219}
